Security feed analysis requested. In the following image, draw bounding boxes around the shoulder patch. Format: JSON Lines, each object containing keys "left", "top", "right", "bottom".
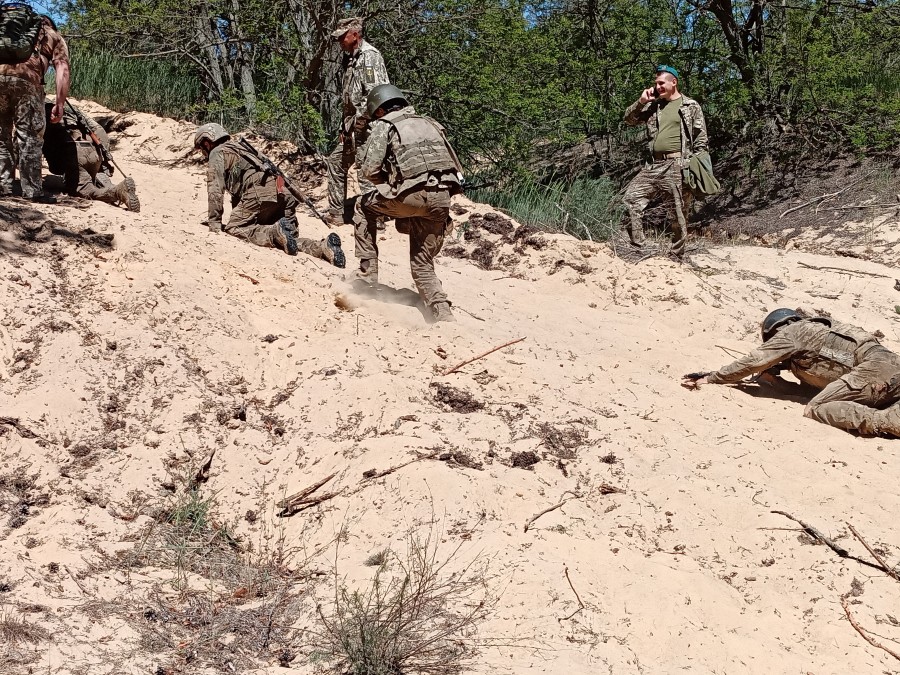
{"left": 365, "top": 66, "right": 376, "bottom": 84}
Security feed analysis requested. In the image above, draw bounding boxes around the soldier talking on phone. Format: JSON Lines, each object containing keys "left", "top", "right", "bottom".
{"left": 622, "top": 65, "right": 708, "bottom": 257}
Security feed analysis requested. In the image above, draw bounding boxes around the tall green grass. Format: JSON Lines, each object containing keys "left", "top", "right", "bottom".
{"left": 469, "top": 176, "right": 624, "bottom": 241}
{"left": 48, "top": 46, "right": 200, "bottom": 120}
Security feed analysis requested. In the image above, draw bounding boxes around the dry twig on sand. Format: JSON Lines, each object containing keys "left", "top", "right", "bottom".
{"left": 442, "top": 337, "right": 526, "bottom": 376}
{"left": 771, "top": 510, "right": 849, "bottom": 557}
{"left": 0, "top": 417, "right": 42, "bottom": 440}
{"left": 847, "top": 523, "right": 900, "bottom": 583}
{"left": 524, "top": 484, "right": 625, "bottom": 533}
{"left": 360, "top": 450, "right": 442, "bottom": 482}
{"left": 277, "top": 472, "right": 341, "bottom": 517}
{"left": 558, "top": 565, "right": 585, "bottom": 622}
{"left": 841, "top": 595, "right": 900, "bottom": 662}
{"left": 797, "top": 262, "right": 888, "bottom": 279}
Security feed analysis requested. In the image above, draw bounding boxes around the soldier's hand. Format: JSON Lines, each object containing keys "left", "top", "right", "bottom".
{"left": 639, "top": 87, "right": 657, "bottom": 105}
{"left": 207, "top": 221, "right": 223, "bottom": 233}
{"left": 681, "top": 372, "right": 710, "bottom": 390}
{"left": 50, "top": 102, "right": 64, "bottom": 124}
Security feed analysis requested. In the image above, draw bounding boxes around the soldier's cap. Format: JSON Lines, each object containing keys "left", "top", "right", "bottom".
{"left": 331, "top": 17, "right": 363, "bottom": 39}
{"left": 656, "top": 65, "right": 679, "bottom": 79}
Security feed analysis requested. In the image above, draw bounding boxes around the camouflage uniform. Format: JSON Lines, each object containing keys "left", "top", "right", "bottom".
{"left": 206, "top": 139, "right": 334, "bottom": 260}
{"left": 0, "top": 18, "right": 68, "bottom": 199}
{"left": 356, "top": 105, "right": 462, "bottom": 310}
{"left": 325, "top": 39, "right": 390, "bottom": 217}
{"left": 708, "top": 318, "right": 900, "bottom": 437}
{"left": 622, "top": 95, "right": 708, "bottom": 256}
{"left": 42, "top": 103, "right": 139, "bottom": 210}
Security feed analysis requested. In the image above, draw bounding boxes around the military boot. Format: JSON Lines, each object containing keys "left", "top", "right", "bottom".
{"left": 273, "top": 220, "right": 299, "bottom": 256}
{"left": 325, "top": 209, "right": 344, "bottom": 227}
{"left": 432, "top": 302, "right": 455, "bottom": 322}
{"left": 321, "top": 233, "right": 346, "bottom": 268}
{"left": 113, "top": 177, "right": 140, "bottom": 212}
{"left": 349, "top": 259, "right": 378, "bottom": 284}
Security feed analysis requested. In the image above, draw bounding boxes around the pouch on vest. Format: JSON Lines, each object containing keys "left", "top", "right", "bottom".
{"left": 0, "top": 3, "right": 42, "bottom": 65}
{"left": 820, "top": 325, "right": 876, "bottom": 368}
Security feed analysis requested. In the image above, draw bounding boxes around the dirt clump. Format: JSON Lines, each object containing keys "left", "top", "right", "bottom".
{"left": 430, "top": 383, "right": 484, "bottom": 413}
{"left": 510, "top": 451, "right": 541, "bottom": 469}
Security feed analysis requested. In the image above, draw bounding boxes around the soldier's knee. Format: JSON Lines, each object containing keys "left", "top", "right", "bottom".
{"left": 803, "top": 402, "right": 822, "bottom": 421}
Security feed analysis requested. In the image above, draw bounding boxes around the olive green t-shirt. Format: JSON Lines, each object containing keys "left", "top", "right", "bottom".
{"left": 653, "top": 97, "right": 683, "bottom": 154}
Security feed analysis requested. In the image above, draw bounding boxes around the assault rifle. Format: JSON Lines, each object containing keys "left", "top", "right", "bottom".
{"left": 236, "top": 138, "right": 331, "bottom": 228}
{"left": 64, "top": 101, "right": 124, "bottom": 177}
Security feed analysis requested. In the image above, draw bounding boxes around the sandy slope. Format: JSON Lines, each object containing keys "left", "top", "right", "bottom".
{"left": 1, "top": 101, "right": 900, "bottom": 675}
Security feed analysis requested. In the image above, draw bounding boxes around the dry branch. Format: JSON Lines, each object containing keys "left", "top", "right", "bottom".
{"left": 0, "top": 416, "right": 42, "bottom": 439}
{"left": 558, "top": 565, "right": 585, "bottom": 622}
{"left": 841, "top": 595, "right": 900, "bottom": 662}
{"left": 847, "top": 523, "right": 900, "bottom": 583}
{"left": 277, "top": 472, "right": 340, "bottom": 517}
{"left": 771, "top": 510, "right": 848, "bottom": 557}
{"left": 524, "top": 495, "right": 580, "bottom": 533}
{"left": 238, "top": 272, "right": 260, "bottom": 285}
{"left": 360, "top": 450, "right": 442, "bottom": 481}
{"left": 191, "top": 449, "right": 216, "bottom": 488}
{"left": 524, "top": 484, "right": 624, "bottom": 532}
{"left": 441, "top": 337, "right": 526, "bottom": 376}
{"left": 779, "top": 179, "right": 862, "bottom": 218}
{"left": 797, "top": 262, "right": 888, "bottom": 279}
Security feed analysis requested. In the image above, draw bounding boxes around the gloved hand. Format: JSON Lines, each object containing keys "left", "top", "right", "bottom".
{"left": 208, "top": 220, "right": 222, "bottom": 233}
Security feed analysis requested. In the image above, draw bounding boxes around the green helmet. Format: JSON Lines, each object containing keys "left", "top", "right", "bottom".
{"left": 761, "top": 308, "right": 801, "bottom": 341}
{"left": 194, "top": 123, "right": 230, "bottom": 149}
{"left": 366, "top": 84, "right": 408, "bottom": 118}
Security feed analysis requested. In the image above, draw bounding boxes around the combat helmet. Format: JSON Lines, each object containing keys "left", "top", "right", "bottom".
{"left": 194, "top": 123, "right": 230, "bottom": 149}
{"left": 366, "top": 84, "right": 408, "bottom": 118}
{"left": 761, "top": 308, "right": 801, "bottom": 342}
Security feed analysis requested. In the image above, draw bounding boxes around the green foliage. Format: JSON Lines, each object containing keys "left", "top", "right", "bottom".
{"left": 470, "top": 177, "right": 623, "bottom": 241}
{"left": 52, "top": 0, "right": 900, "bottom": 235}
{"left": 59, "top": 46, "right": 198, "bottom": 120}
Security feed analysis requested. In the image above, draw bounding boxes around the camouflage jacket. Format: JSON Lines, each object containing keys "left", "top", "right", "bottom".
{"left": 359, "top": 106, "right": 462, "bottom": 198}
{"left": 341, "top": 40, "right": 389, "bottom": 135}
{"left": 624, "top": 94, "right": 708, "bottom": 161}
{"left": 205, "top": 140, "right": 266, "bottom": 226}
{"left": 707, "top": 318, "right": 883, "bottom": 389}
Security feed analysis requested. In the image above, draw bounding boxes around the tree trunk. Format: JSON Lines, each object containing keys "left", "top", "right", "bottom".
{"left": 195, "top": 2, "right": 225, "bottom": 98}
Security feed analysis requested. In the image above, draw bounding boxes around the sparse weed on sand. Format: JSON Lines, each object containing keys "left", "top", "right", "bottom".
{"left": 313, "top": 526, "right": 494, "bottom": 675}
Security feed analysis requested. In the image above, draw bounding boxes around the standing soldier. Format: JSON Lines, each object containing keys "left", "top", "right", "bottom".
{"left": 353, "top": 85, "right": 463, "bottom": 323}
{"left": 324, "top": 17, "right": 390, "bottom": 226}
{"left": 194, "top": 123, "right": 345, "bottom": 266}
{"left": 0, "top": 6, "right": 70, "bottom": 202}
{"left": 622, "top": 65, "right": 707, "bottom": 257}
{"left": 42, "top": 101, "right": 140, "bottom": 211}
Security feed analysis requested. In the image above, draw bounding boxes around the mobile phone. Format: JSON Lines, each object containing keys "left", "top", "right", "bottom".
{"left": 652, "top": 86, "right": 660, "bottom": 98}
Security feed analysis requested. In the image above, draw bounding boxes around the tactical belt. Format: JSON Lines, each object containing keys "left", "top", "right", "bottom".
{"left": 653, "top": 151, "right": 682, "bottom": 161}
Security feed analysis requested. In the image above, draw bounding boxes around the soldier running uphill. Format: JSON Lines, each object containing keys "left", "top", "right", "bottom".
{"left": 194, "top": 123, "right": 345, "bottom": 266}
{"left": 43, "top": 101, "right": 140, "bottom": 211}
{"left": 683, "top": 308, "right": 900, "bottom": 437}
{"left": 353, "top": 84, "right": 464, "bottom": 323}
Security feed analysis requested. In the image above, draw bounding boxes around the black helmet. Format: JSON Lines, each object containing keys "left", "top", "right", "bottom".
{"left": 366, "top": 84, "right": 408, "bottom": 118}
{"left": 761, "top": 308, "right": 801, "bottom": 341}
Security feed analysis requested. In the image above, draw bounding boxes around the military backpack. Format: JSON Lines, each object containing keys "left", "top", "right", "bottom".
{"left": 0, "top": 2, "right": 44, "bottom": 65}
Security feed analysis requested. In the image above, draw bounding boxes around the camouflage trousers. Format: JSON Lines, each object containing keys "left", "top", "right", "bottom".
{"left": 0, "top": 76, "right": 45, "bottom": 198}
{"left": 227, "top": 180, "right": 326, "bottom": 259}
{"left": 622, "top": 159, "right": 692, "bottom": 256}
{"left": 66, "top": 142, "right": 120, "bottom": 203}
{"left": 325, "top": 130, "right": 375, "bottom": 219}
{"left": 356, "top": 185, "right": 451, "bottom": 307}
{"left": 804, "top": 346, "right": 900, "bottom": 437}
